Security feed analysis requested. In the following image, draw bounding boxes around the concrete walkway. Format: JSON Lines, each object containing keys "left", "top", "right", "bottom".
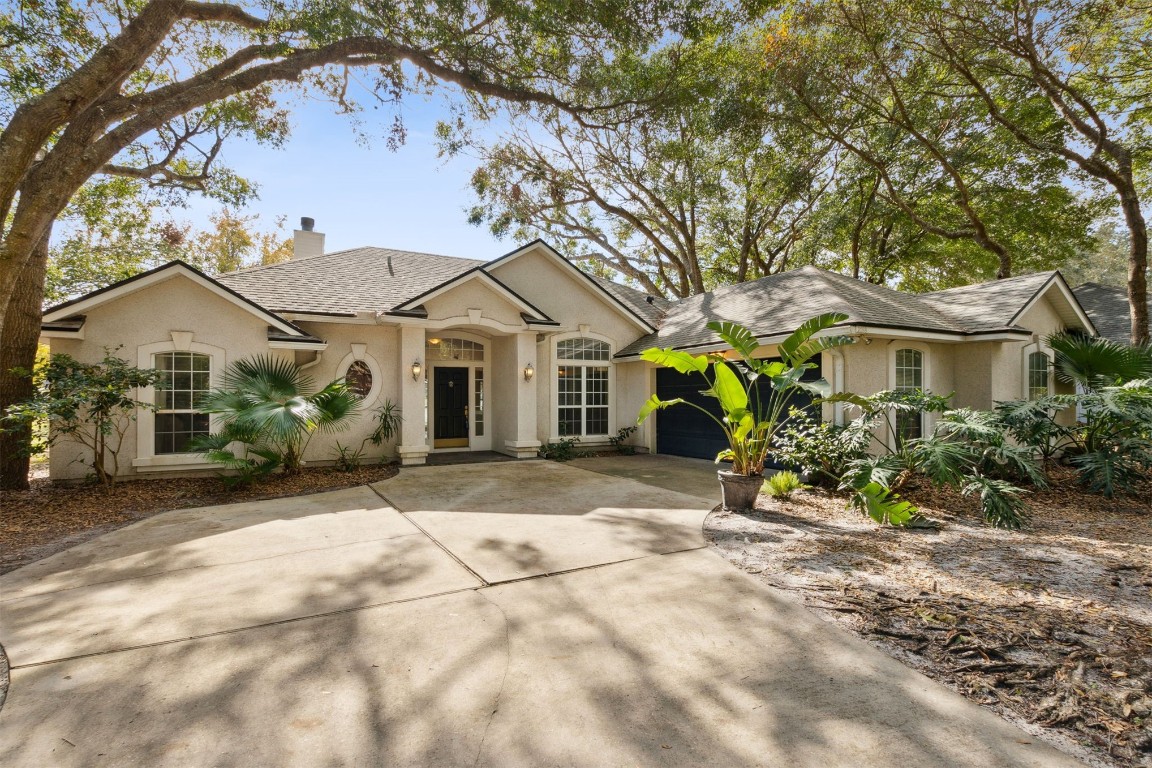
{"left": 0, "top": 459, "right": 1079, "bottom": 766}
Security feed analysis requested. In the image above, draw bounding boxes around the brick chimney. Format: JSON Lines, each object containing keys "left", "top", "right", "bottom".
{"left": 292, "top": 216, "right": 325, "bottom": 260}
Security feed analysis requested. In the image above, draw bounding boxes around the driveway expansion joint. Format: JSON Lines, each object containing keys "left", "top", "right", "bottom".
{"left": 7, "top": 584, "right": 480, "bottom": 671}
{"left": 0, "top": 531, "right": 428, "bottom": 603}
{"left": 369, "top": 484, "right": 491, "bottom": 586}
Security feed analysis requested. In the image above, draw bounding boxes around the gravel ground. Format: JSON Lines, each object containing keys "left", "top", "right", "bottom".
{"left": 705, "top": 469, "right": 1152, "bottom": 768}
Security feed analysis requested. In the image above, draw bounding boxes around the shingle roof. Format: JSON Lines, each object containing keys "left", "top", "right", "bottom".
{"left": 1073, "top": 283, "right": 1144, "bottom": 344}
{"left": 918, "top": 271, "right": 1057, "bottom": 331}
{"left": 616, "top": 266, "right": 974, "bottom": 357}
{"left": 588, "top": 275, "right": 670, "bottom": 326}
{"left": 216, "top": 247, "right": 483, "bottom": 314}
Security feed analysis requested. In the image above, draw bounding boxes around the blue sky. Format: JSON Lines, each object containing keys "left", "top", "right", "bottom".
{"left": 180, "top": 93, "right": 511, "bottom": 259}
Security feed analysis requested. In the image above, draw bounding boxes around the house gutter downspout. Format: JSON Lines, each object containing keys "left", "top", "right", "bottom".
{"left": 829, "top": 348, "right": 846, "bottom": 426}
{"left": 299, "top": 350, "right": 324, "bottom": 371}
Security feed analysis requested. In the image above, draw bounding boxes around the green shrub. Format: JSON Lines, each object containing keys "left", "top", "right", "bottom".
{"left": 3, "top": 348, "right": 162, "bottom": 486}
{"left": 539, "top": 435, "right": 582, "bottom": 461}
{"left": 639, "top": 315, "right": 853, "bottom": 477}
{"left": 608, "top": 425, "right": 637, "bottom": 455}
{"left": 772, "top": 408, "right": 870, "bottom": 485}
{"left": 332, "top": 442, "right": 366, "bottom": 472}
{"left": 764, "top": 470, "right": 809, "bottom": 500}
{"left": 819, "top": 391, "right": 1038, "bottom": 529}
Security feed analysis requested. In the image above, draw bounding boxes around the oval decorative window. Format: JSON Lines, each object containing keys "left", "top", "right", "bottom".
{"left": 345, "top": 360, "right": 373, "bottom": 398}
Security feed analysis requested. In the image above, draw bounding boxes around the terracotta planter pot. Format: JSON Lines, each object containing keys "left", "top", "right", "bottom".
{"left": 717, "top": 470, "right": 763, "bottom": 511}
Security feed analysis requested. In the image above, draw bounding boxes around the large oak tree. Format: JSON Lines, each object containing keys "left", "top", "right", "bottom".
{"left": 0, "top": 0, "right": 691, "bottom": 488}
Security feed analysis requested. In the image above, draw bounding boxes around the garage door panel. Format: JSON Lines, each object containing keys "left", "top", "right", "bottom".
{"left": 655, "top": 360, "right": 821, "bottom": 467}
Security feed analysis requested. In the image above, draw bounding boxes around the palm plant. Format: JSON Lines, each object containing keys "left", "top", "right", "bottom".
{"left": 1034, "top": 333, "right": 1152, "bottom": 496}
{"left": 1047, "top": 333, "right": 1152, "bottom": 389}
{"left": 638, "top": 313, "right": 854, "bottom": 476}
{"left": 195, "top": 356, "right": 360, "bottom": 477}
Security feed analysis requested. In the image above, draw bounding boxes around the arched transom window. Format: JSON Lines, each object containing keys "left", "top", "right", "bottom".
{"left": 427, "top": 337, "right": 484, "bottom": 361}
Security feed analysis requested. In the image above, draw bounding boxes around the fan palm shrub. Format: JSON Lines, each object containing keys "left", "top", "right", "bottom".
{"left": 1047, "top": 333, "right": 1152, "bottom": 389}
{"left": 992, "top": 335, "right": 1152, "bottom": 497}
{"left": 194, "top": 356, "right": 360, "bottom": 480}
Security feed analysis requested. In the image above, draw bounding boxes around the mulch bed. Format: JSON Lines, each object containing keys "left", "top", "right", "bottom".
{"left": 0, "top": 463, "right": 398, "bottom": 575}
{"left": 706, "top": 467, "right": 1152, "bottom": 768}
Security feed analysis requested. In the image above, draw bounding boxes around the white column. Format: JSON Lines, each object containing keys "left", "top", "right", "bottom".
{"left": 397, "top": 325, "right": 428, "bottom": 465}
{"left": 503, "top": 331, "right": 541, "bottom": 458}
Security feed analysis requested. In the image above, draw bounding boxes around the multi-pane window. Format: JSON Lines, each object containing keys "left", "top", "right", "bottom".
{"left": 557, "top": 338, "right": 610, "bottom": 436}
{"left": 1028, "top": 351, "right": 1050, "bottom": 400}
{"left": 893, "top": 348, "right": 924, "bottom": 442}
{"left": 427, "top": 337, "right": 484, "bottom": 361}
{"left": 474, "top": 368, "right": 485, "bottom": 437}
{"left": 154, "top": 352, "right": 211, "bottom": 454}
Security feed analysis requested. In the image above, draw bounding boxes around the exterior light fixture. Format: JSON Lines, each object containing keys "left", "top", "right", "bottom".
{"left": 523, "top": 363, "right": 535, "bottom": 382}
{"left": 411, "top": 360, "right": 422, "bottom": 381}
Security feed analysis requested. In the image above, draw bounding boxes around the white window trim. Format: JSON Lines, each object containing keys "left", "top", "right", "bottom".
{"left": 336, "top": 344, "right": 383, "bottom": 406}
{"left": 1021, "top": 341, "right": 1054, "bottom": 400}
{"left": 134, "top": 337, "right": 226, "bottom": 470}
{"left": 550, "top": 330, "right": 615, "bottom": 442}
{"left": 887, "top": 341, "right": 932, "bottom": 443}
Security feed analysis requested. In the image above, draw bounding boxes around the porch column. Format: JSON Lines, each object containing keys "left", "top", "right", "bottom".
{"left": 503, "top": 331, "right": 541, "bottom": 458}
{"left": 397, "top": 325, "right": 428, "bottom": 465}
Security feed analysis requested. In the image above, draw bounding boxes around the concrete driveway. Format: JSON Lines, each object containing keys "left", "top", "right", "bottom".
{"left": 0, "top": 459, "right": 1079, "bottom": 767}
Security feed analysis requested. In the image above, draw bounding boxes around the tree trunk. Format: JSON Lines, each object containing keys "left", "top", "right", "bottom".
{"left": 0, "top": 234, "right": 49, "bottom": 490}
{"left": 1119, "top": 187, "right": 1150, "bottom": 346}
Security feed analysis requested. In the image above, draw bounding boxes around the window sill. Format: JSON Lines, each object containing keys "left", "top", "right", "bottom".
{"left": 132, "top": 454, "right": 215, "bottom": 471}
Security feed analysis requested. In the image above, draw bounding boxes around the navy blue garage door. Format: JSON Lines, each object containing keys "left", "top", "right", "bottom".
{"left": 654, "top": 359, "right": 822, "bottom": 468}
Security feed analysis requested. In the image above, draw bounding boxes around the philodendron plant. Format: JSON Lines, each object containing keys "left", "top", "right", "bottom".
{"left": 638, "top": 313, "right": 854, "bottom": 476}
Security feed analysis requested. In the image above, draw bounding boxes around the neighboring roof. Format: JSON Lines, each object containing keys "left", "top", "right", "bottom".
{"left": 216, "top": 247, "right": 483, "bottom": 315}
{"left": 42, "top": 261, "right": 314, "bottom": 340}
{"left": 1073, "top": 283, "right": 1145, "bottom": 344}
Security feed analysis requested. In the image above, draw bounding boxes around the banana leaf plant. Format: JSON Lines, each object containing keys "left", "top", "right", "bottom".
{"left": 637, "top": 313, "right": 854, "bottom": 476}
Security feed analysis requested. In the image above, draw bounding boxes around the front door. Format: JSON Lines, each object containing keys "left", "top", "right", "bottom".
{"left": 433, "top": 367, "right": 469, "bottom": 448}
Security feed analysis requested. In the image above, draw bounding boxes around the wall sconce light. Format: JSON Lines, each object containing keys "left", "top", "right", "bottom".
{"left": 523, "top": 363, "right": 535, "bottom": 382}
{"left": 411, "top": 360, "right": 422, "bottom": 381}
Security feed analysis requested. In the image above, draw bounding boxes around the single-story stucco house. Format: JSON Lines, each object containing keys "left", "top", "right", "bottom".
{"left": 41, "top": 220, "right": 1109, "bottom": 481}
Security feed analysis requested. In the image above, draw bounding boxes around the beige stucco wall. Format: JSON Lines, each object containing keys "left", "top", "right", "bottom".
{"left": 47, "top": 275, "right": 273, "bottom": 481}
{"left": 489, "top": 248, "right": 644, "bottom": 346}
{"left": 423, "top": 280, "right": 525, "bottom": 328}
{"left": 491, "top": 247, "right": 651, "bottom": 449}
{"left": 490, "top": 334, "right": 518, "bottom": 451}
{"left": 290, "top": 321, "right": 402, "bottom": 464}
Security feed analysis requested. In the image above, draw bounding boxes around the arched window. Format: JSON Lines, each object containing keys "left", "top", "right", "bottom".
{"left": 556, "top": 337, "right": 611, "bottom": 437}
{"left": 344, "top": 360, "right": 373, "bottom": 398}
{"left": 154, "top": 351, "right": 212, "bottom": 454}
{"left": 893, "top": 347, "right": 924, "bottom": 442}
{"left": 1028, "top": 351, "right": 1051, "bottom": 400}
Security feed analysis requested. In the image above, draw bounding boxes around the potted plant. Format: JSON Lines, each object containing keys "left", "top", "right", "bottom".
{"left": 638, "top": 313, "right": 853, "bottom": 510}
